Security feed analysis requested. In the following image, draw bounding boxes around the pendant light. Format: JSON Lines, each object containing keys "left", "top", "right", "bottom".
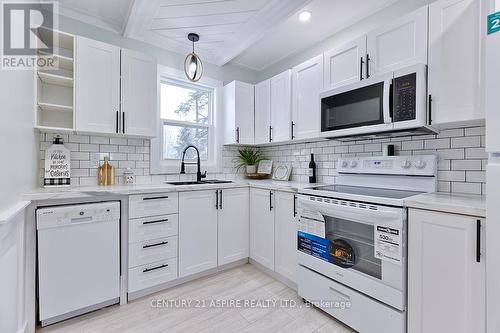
{"left": 184, "top": 33, "right": 203, "bottom": 82}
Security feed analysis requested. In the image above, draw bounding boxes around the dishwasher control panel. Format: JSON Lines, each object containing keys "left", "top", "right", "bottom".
{"left": 37, "top": 202, "right": 120, "bottom": 228}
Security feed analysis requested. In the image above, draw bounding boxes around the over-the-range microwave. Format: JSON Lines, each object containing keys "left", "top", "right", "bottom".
{"left": 320, "top": 64, "right": 435, "bottom": 139}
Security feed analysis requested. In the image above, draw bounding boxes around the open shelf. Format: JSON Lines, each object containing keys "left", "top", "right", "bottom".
{"left": 37, "top": 102, "right": 73, "bottom": 113}
{"left": 37, "top": 72, "right": 73, "bottom": 87}
{"left": 38, "top": 50, "right": 73, "bottom": 71}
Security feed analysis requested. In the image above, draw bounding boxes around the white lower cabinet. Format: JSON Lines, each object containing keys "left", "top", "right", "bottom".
{"left": 218, "top": 188, "right": 250, "bottom": 265}
{"left": 250, "top": 188, "right": 298, "bottom": 283}
{"left": 128, "top": 193, "right": 179, "bottom": 294}
{"left": 408, "top": 208, "right": 485, "bottom": 333}
{"left": 250, "top": 188, "right": 275, "bottom": 270}
{"left": 179, "top": 190, "right": 218, "bottom": 277}
{"left": 274, "top": 191, "right": 297, "bottom": 283}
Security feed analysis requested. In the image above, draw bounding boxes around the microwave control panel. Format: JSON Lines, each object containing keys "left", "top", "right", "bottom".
{"left": 393, "top": 73, "right": 416, "bottom": 122}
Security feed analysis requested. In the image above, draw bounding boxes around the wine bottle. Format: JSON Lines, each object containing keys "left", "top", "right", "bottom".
{"left": 308, "top": 153, "right": 316, "bottom": 183}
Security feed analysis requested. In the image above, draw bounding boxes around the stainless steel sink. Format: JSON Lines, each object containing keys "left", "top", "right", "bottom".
{"left": 201, "top": 180, "right": 233, "bottom": 184}
{"left": 166, "top": 181, "right": 205, "bottom": 186}
{"left": 166, "top": 180, "right": 233, "bottom": 186}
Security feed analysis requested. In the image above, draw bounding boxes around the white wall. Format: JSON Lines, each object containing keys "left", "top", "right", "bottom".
{"left": 0, "top": 70, "right": 38, "bottom": 211}
{"left": 57, "top": 16, "right": 261, "bottom": 85}
{"left": 257, "top": 0, "right": 437, "bottom": 81}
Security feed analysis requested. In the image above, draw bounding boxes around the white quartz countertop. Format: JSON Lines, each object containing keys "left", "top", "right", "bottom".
{"left": 22, "top": 179, "right": 316, "bottom": 202}
{"left": 404, "top": 192, "right": 486, "bottom": 218}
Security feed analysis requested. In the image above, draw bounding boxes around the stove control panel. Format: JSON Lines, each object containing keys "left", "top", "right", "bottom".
{"left": 338, "top": 155, "right": 437, "bottom": 176}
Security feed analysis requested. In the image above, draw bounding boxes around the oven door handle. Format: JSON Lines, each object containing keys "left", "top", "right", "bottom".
{"left": 383, "top": 78, "right": 393, "bottom": 124}
{"left": 298, "top": 198, "right": 402, "bottom": 226}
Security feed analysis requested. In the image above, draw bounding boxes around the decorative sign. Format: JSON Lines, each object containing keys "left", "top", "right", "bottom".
{"left": 257, "top": 160, "right": 273, "bottom": 175}
{"left": 44, "top": 141, "right": 71, "bottom": 187}
{"left": 488, "top": 12, "right": 500, "bottom": 35}
{"left": 374, "top": 225, "right": 402, "bottom": 265}
{"left": 272, "top": 163, "right": 292, "bottom": 181}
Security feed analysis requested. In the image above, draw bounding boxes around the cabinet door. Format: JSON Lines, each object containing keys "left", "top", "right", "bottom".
{"left": 292, "top": 54, "right": 324, "bottom": 140}
{"left": 121, "top": 49, "right": 157, "bottom": 137}
{"left": 254, "top": 79, "right": 271, "bottom": 144}
{"left": 428, "top": 0, "right": 483, "bottom": 126}
{"left": 234, "top": 81, "right": 255, "bottom": 145}
{"left": 367, "top": 6, "right": 428, "bottom": 76}
{"left": 324, "top": 36, "right": 366, "bottom": 90}
{"left": 179, "top": 191, "right": 218, "bottom": 277}
{"left": 249, "top": 188, "right": 275, "bottom": 270}
{"left": 270, "top": 70, "right": 291, "bottom": 143}
{"left": 218, "top": 188, "right": 249, "bottom": 265}
{"left": 274, "top": 192, "right": 297, "bottom": 283}
{"left": 408, "top": 209, "right": 485, "bottom": 333}
{"left": 75, "top": 36, "right": 120, "bottom": 134}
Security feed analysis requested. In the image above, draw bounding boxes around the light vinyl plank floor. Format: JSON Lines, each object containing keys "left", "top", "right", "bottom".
{"left": 37, "top": 264, "right": 356, "bottom": 333}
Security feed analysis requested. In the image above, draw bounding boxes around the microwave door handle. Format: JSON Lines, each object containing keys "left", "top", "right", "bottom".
{"left": 383, "top": 79, "right": 393, "bottom": 124}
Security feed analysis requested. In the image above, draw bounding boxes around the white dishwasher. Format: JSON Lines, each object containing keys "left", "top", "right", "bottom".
{"left": 37, "top": 202, "right": 121, "bottom": 326}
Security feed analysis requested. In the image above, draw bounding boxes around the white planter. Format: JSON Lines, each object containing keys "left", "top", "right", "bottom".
{"left": 246, "top": 165, "right": 256, "bottom": 174}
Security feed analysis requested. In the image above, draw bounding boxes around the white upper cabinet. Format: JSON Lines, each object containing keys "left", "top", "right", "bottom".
{"left": 408, "top": 209, "right": 485, "bottom": 333}
{"left": 270, "top": 70, "right": 292, "bottom": 143}
{"left": 250, "top": 188, "right": 275, "bottom": 270}
{"left": 223, "top": 81, "right": 254, "bottom": 145}
{"left": 366, "top": 6, "right": 428, "bottom": 76}
{"left": 218, "top": 188, "right": 249, "bottom": 266}
{"left": 324, "top": 36, "right": 367, "bottom": 90}
{"left": 75, "top": 36, "right": 121, "bottom": 134}
{"left": 292, "top": 54, "right": 324, "bottom": 140}
{"left": 120, "top": 49, "right": 157, "bottom": 137}
{"left": 428, "top": 0, "right": 484, "bottom": 126}
{"left": 254, "top": 79, "right": 271, "bottom": 145}
{"left": 274, "top": 192, "right": 297, "bottom": 284}
{"left": 178, "top": 190, "right": 218, "bottom": 278}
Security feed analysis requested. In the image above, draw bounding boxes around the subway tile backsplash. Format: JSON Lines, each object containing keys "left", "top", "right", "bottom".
{"left": 223, "top": 126, "right": 488, "bottom": 196}
{"left": 39, "top": 125, "right": 487, "bottom": 195}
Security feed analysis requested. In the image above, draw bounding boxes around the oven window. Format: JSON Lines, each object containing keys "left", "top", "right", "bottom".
{"left": 321, "top": 82, "right": 385, "bottom": 131}
{"left": 324, "top": 216, "right": 382, "bottom": 279}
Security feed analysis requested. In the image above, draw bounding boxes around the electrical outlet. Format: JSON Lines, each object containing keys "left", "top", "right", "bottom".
{"left": 90, "top": 153, "right": 100, "bottom": 168}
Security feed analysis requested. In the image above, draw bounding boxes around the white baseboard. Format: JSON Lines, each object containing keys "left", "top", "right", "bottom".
{"left": 249, "top": 259, "right": 297, "bottom": 291}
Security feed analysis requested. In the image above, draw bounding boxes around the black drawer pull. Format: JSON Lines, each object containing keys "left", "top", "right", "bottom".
{"left": 142, "top": 219, "right": 168, "bottom": 225}
{"left": 143, "top": 264, "right": 169, "bottom": 273}
{"left": 143, "top": 241, "right": 169, "bottom": 249}
{"left": 143, "top": 196, "right": 169, "bottom": 201}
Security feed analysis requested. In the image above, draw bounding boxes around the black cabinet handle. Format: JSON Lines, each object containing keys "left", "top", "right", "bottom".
{"left": 428, "top": 94, "right": 433, "bottom": 125}
{"left": 143, "top": 264, "right": 169, "bottom": 273}
{"left": 269, "top": 191, "right": 273, "bottom": 211}
{"left": 143, "top": 241, "right": 169, "bottom": 249}
{"left": 215, "top": 190, "right": 219, "bottom": 210}
{"left": 293, "top": 195, "right": 297, "bottom": 217}
{"left": 236, "top": 127, "right": 240, "bottom": 143}
{"left": 366, "top": 54, "right": 370, "bottom": 78}
{"left": 122, "top": 111, "right": 125, "bottom": 134}
{"left": 269, "top": 126, "right": 273, "bottom": 142}
{"left": 116, "top": 111, "right": 119, "bottom": 133}
{"left": 143, "top": 196, "right": 169, "bottom": 201}
{"left": 360, "top": 57, "right": 364, "bottom": 81}
{"left": 142, "top": 218, "right": 168, "bottom": 225}
{"left": 219, "top": 190, "right": 223, "bottom": 210}
{"left": 476, "top": 220, "right": 481, "bottom": 263}
{"left": 291, "top": 122, "right": 295, "bottom": 139}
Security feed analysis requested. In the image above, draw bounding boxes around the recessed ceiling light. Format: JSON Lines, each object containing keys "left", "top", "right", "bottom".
{"left": 299, "top": 10, "right": 312, "bottom": 22}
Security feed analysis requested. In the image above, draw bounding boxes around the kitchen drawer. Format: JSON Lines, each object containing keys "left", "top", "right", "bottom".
{"left": 297, "top": 265, "right": 405, "bottom": 333}
{"left": 128, "top": 258, "right": 178, "bottom": 293}
{"left": 129, "top": 214, "right": 178, "bottom": 243}
{"left": 129, "top": 236, "right": 178, "bottom": 268}
{"left": 129, "top": 193, "right": 178, "bottom": 219}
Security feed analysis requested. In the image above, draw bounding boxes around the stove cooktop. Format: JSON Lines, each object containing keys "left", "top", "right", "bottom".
{"left": 309, "top": 185, "right": 424, "bottom": 199}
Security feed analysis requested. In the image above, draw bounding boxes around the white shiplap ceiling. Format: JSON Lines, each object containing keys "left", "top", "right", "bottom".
{"left": 56, "top": 0, "right": 399, "bottom": 70}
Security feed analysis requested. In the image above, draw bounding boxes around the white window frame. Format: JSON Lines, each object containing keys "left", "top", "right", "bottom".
{"left": 151, "top": 65, "right": 223, "bottom": 174}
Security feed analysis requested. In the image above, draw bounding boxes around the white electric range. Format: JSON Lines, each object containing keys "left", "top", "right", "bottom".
{"left": 296, "top": 155, "right": 437, "bottom": 333}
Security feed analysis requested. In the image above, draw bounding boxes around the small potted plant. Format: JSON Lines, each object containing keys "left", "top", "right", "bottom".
{"left": 235, "top": 148, "right": 262, "bottom": 175}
